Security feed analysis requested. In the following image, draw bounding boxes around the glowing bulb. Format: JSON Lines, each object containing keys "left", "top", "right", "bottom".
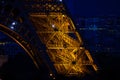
{"left": 53, "top": 77, "right": 56, "bottom": 79}
{"left": 50, "top": 73, "right": 53, "bottom": 76}
{"left": 52, "top": 24, "right": 55, "bottom": 28}
{"left": 12, "top": 22, "right": 16, "bottom": 25}
{"left": 59, "top": 0, "right": 62, "bottom": 2}
{"left": 10, "top": 26, "right": 14, "bottom": 29}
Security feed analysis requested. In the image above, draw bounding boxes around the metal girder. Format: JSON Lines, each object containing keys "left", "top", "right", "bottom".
{"left": 30, "top": 13, "right": 98, "bottom": 76}
{"left": 25, "top": 0, "right": 65, "bottom": 13}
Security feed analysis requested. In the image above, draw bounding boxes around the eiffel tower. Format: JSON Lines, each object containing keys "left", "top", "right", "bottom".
{"left": 0, "top": 0, "right": 98, "bottom": 79}
{"left": 25, "top": 0, "right": 98, "bottom": 76}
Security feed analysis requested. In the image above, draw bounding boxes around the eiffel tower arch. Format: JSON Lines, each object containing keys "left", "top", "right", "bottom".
{"left": 0, "top": 0, "right": 52, "bottom": 74}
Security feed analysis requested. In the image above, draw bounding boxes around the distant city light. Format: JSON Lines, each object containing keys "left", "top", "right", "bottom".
{"left": 10, "top": 26, "right": 14, "bottom": 30}
{"left": 0, "top": 42, "right": 5, "bottom": 45}
{"left": 59, "top": 0, "right": 62, "bottom": 2}
{"left": 53, "top": 77, "right": 56, "bottom": 80}
{"left": 52, "top": 24, "right": 55, "bottom": 28}
{"left": 62, "top": 15, "right": 65, "bottom": 17}
{"left": 50, "top": 73, "right": 53, "bottom": 76}
{"left": 12, "top": 22, "right": 16, "bottom": 26}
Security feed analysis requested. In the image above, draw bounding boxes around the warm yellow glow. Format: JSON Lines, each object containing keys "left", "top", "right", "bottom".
{"left": 30, "top": 13, "right": 98, "bottom": 76}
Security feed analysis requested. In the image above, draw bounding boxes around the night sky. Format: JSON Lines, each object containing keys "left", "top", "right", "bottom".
{"left": 65, "top": 0, "right": 120, "bottom": 16}
{"left": 64, "top": 0, "right": 120, "bottom": 54}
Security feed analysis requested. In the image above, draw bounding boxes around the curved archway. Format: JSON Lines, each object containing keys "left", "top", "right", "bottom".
{"left": 0, "top": 23, "right": 40, "bottom": 68}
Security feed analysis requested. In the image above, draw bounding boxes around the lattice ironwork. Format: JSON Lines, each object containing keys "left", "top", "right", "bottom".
{"left": 25, "top": 0, "right": 65, "bottom": 13}
{"left": 30, "top": 12, "right": 98, "bottom": 76}
{"left": 0, "top": 0, "right": 98, "bottom": 77}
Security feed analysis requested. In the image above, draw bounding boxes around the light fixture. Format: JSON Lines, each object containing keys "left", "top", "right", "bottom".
{"left": 10, "top": 26, "right": 14, "bottom": 30}
{"left": 59, "top": 0, "right": 62, "bottom": 2}
{"left": 52, "top": 24, "right": 55, "bottom": 28}
{"left": 12, "top": 21, "right": 16, "bottom": 26}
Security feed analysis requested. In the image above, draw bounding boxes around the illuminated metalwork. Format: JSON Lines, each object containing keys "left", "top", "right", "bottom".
{"left": 28, "top": 0, "right": 98, "bottom": 76}
{"left": 0, "top": 0, "right": 98, "bottom": 77}
{"left": 25, "top": 0, "right": 65, "bottom": 13}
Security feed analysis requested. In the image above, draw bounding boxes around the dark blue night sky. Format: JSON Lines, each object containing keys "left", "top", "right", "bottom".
{"left": 65, "top": 0, "right": 120, "bottom": 16}
{"left": 64, "top": 0, "right": 120, "bottom": 54}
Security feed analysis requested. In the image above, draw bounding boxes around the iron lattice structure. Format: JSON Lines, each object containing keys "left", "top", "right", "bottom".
{"left": 26, "top": 0, "right": 98, "bottom": 76}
